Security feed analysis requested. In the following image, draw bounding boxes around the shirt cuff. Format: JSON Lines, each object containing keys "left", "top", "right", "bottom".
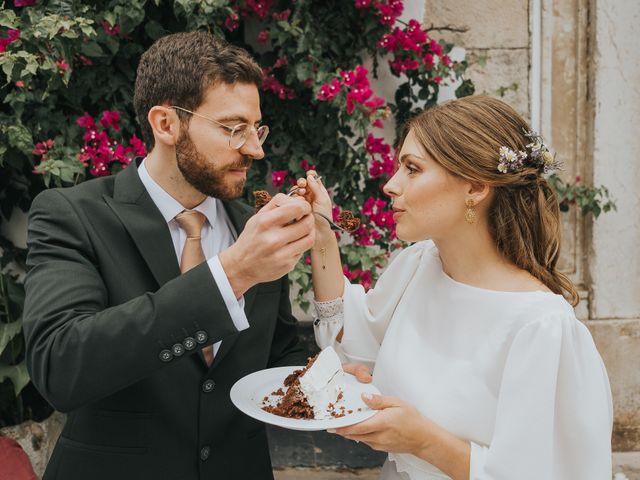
{"left": 207, "top": 256, "right": 249, "bottom": 333}
{"left": 469, "top": 441, "right": 489, "bottom": 480}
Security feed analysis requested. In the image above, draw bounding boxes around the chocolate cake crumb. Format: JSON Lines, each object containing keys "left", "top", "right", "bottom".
{"left": 261, "top": 353, "right": 321, "bottom": 420}
{"left": 337, "top": 211, "right": 361, "bottom": 232}
{"left": 253, "top": 190, "right": 272, "bottom": 212}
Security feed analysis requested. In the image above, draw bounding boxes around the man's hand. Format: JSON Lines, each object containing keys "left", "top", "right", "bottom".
{"left": 219, "top": 193, "right": 315, "bottom": 297}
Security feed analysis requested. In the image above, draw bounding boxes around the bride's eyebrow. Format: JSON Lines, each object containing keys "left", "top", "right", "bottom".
{"left": 398, "top": 154, "right": 425, "bottom": 164}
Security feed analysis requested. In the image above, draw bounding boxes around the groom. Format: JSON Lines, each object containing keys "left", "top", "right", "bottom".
{"left": 23, "top": 32, "right": 313, "bottom": 480}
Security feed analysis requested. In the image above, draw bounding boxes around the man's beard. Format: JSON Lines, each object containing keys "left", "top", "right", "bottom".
{"left": 175, "top": 130, "right": 252, "bottom": 200}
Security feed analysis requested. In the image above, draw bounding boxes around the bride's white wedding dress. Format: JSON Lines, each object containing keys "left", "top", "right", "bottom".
{"left": 314, "top": 240, "right": 612, "bottom": 480}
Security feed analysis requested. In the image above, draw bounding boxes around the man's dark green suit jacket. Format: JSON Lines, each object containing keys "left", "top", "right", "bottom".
{"left": 22, "top": 161, "right": 306, "bottom": 480}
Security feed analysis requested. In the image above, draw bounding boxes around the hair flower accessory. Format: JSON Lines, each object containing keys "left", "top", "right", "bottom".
{"left": 497, "top": 130, "right": 561, "bottom": 175}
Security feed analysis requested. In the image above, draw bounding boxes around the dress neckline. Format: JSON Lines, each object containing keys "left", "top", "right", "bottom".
{"left": 426, "top": 245, "right": 563, "bottom": 299}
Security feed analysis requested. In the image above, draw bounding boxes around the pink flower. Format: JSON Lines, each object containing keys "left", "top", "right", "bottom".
{"left": 271, "top": 170, "right": 288, "bottom": 187}
{"left": 129, "top": 134, "right": 147, "bottom": 157}
{"left": 389, "top": 58, "right": 419, "bottom": 74}
{"left": 366, "top": 134, "right": 391, "bottom": 155}
{"left": 15, "top": 80, "right": 24, "bottom": 88}
{"left": 7, "top": 29, "right": 20, "bottom": 41}
{"left": 79, "top": 55, "right": 93, "bottom": 65}
{"left": 263, "top": 74, "right": 296, "bottom": 100}
{"left": 272, "top": 9, "right": 291, "bottom": 21}
{"left": 274, "top": 57, "right": 288, "bottom": 68}
{"left": 433, "top": 76, "right": 443, "bottom": 84}
{"left": 102, "top": 20, "right": 121, "bottom": 37}
{"left": 442, "top": 55, "right": 452, "bottom": 67}
{"left": 100, "top": 111, "right": 121, "bottom": 131}
{"left": 575, "top": 175, "right": 582, "bottom": 183}
{"left": 224, "top": 16, "right": 239, "bottom": 32}
{"left": 317, "top": 79, "right": 342, "bottom": 101}
{"left": 247, "top": 0, "right": 274, "bottom": 19}
{"left": 372, "top": 119, "right": 384, "bottom": 128}
{"left": 300, "top": 159, "right": 316, "bottom": 171}
{"left": 33, "top": 139, "right": 54, "bottom": 156}
{"left": 355, "top": 0, "right": 371, "bottom": 8}
{"left": 55, "top": 58, "right": 70, "bottom": 71}
{"left": 340, "top": 70, "right": 356, "bottom": 87}
{"left": 364, "top": 96, "right": 385, "bottom": 111}
{"left": 257, "top": 31, "right": 269, "bottom": 44}
{"left": 376, "top": 4, "right": 398, "bottom": 25}
{"left": 429, "top": 39, "right": 443, "bottom": 56}
{"left": 76, "top": 112, "right": 96, "bottom": 130}
{"left": 359, "top": 270, "right": 373, "bottom": 291}
{"left": 0, "top": 29, "right": 21, "bottom": 53}
{"left": 377, "top": 33, "right": 397, "bottom": 52}
{"left": 406, "top": 20, "right": 427, "bottom": 46}
{"left": 423, "top": 53, "right": 434, "bottom": 69}
{"left": 14, "top": 0, "right": 37, "bottom": 6}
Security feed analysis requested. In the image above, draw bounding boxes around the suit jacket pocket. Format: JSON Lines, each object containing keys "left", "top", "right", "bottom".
{"left": 57, "top": 436, "right": 148, "bottom": 455}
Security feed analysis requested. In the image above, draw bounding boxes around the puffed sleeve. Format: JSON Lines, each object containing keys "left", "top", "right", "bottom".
{"left": 470, "top": 314, "right": 613, "bottom": 480}
{"left": 314, "top": 242, "right": 427, "bottom": 368}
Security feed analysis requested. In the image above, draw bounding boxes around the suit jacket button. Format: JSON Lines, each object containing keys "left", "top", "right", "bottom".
{"left": 202, "top": 379, "right": 215, "bottom": 393}
{"left": 195, "top": 331, "right": 208, "bottom": 344}
{"left": 172, "top": 343, "right": 185, "bottom": 357}
{"left": 183, "top": 337, "right": 196, "bottom": 350}
{"left": 200, "top": 446, "right": 211, "bottom": 461}
{"left": 159, "top": 350, "right": 173, "bottom": 362}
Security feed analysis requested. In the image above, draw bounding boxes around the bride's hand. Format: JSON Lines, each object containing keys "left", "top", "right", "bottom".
{"left": 327, "top": 394, "right": 434, "bottom": 456}
{"left": 293, "top": 170, "right": 333, "bottom": 220}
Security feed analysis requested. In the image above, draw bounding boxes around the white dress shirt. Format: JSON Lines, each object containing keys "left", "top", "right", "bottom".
{"left": 138, "top": 159, "right": 249, "bottom": 356}
{"left": 315, "top": 240, "right": 613, "bottom": 480}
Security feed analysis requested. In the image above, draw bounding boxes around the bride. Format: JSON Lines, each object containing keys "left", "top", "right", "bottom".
{"left": 296, "top": 96, "right": 613, "bottom": 480}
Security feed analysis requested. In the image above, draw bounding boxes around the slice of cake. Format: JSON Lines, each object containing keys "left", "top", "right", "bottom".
{"left": 262, "top": 346, "right": 345, "bottom": 419}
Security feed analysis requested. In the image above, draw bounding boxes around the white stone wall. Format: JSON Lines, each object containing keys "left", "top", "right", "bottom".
{"left": 590, "top": 1, "right": 640, "bottom": 320}
{"left": 588, "top": 0, "right": 640, "bottom": 452}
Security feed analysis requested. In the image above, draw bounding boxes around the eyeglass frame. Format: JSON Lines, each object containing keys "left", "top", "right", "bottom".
{"left": 168, "top": 105, "right": 269, "bottom": 150}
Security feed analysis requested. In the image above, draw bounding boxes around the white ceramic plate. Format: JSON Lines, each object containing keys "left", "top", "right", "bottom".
{"left": 230, "top": 366, "right": 381, "bottom": 431}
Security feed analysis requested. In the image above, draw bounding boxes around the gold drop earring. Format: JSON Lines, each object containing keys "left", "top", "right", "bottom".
{"left": 464, "top": 199, "right": 477, "bottom": 224}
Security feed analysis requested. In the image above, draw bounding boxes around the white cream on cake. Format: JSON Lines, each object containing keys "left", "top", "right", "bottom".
{"left": 298, "top": 346, "right": 345, "bottom": 419}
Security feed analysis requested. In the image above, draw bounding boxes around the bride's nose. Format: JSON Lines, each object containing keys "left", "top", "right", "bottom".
{"left": 383, "top": 175, "right": 400, "bottom": 198}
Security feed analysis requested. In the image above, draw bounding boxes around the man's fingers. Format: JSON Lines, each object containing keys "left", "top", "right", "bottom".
{"left": 259, "top": 198, "right": 312, "bottom": 226}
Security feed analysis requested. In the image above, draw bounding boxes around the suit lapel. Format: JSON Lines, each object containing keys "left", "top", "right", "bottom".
{"left": 104, "top": 162, "right": 180, "bottom": 287}
{"left": 209, "top": 200, "right": 258, "bottom": 370}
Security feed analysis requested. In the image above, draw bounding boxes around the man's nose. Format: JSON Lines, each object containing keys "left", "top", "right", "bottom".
{"left": 240, "top": 129, "right": 265, "bottom": 160}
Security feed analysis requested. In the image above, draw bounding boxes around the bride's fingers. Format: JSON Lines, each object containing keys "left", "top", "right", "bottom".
{"left": 342, "top": 363, "right": 373, "bottom": 383}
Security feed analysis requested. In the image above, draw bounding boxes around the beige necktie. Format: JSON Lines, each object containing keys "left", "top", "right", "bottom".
{"left": 174, "top": 210, "right": 214, "bottom": 366}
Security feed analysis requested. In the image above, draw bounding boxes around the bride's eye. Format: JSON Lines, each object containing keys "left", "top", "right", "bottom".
{"left": 404, "top": 163, "right": 418, "bottom": 175}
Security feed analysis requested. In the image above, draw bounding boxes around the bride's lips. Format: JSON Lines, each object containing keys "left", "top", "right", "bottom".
{"left": 392, "top": 207, "right": 405, "bottom": 219}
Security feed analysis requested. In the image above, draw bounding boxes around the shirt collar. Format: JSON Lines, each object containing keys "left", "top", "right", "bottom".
{"left": 138, "top": 158, "right": 218, "bottom": 226}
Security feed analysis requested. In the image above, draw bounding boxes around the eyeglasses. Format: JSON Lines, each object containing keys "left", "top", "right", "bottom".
{"left": 169, "top": 106, "right": 269, "bottom": 150}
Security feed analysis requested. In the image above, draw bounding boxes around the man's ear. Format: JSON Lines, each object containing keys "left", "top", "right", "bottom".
{"left": 466, "top": 182, "right": 492, "bottom": 206}
{"left": 147, "top": 106, "right": 181, "bottom": 147}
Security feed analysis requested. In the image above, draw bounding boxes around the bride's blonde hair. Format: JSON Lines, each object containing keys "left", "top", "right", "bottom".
{"left": 405, "top": 95, "right": 579, "bottom": 306}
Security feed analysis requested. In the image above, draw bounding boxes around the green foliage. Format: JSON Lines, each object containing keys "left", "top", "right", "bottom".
{"left": 549, "top": 174, "right": 617, "bottom": 218}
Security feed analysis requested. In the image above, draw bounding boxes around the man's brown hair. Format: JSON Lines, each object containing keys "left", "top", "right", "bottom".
{"left": 134, "top": 31, "right": 263, "bottom": 151}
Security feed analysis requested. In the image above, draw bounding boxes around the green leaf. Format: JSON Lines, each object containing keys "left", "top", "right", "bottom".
{"left": 80, "top": 42, "right": 104, "bottom": 57}
{"left": 144, "top": 20, "right": 166, "bottom": 40}
{"left": 6, "top": 124, "right": 33, "bottom": 154}
{"left": 0, "top": 362, "right": 30, "bottom": 396}
{"left": 0, "top": 8, "right": 17, "bottom": 28}
{"left": 0, "top": 320, "right": 23, "bottom": 354}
